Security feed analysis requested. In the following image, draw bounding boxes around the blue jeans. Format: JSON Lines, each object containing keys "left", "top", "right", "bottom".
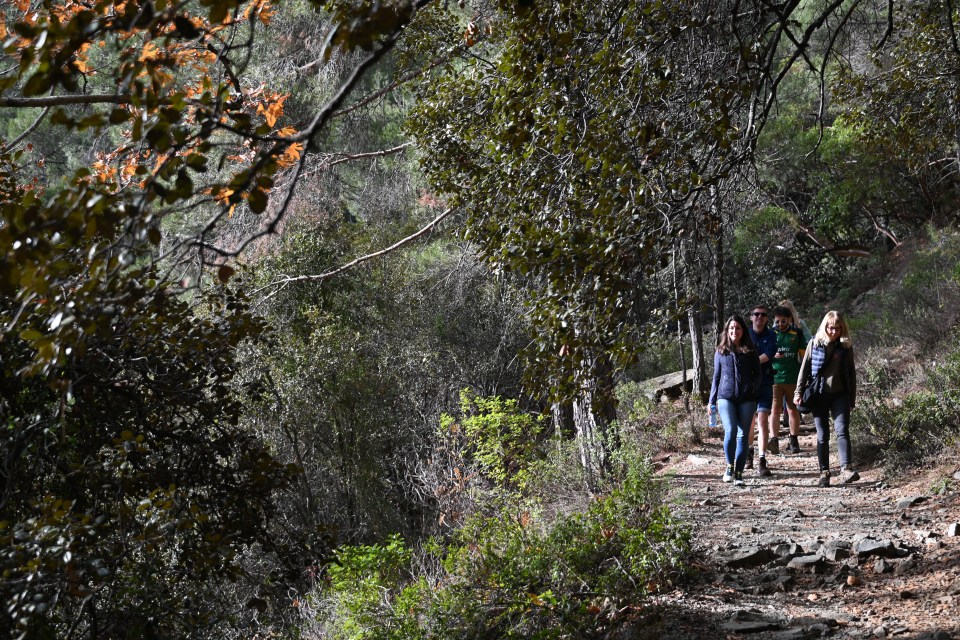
{"left": 812, "top": 392, "right": 852, "bottom": 471}
{"left": 717, "top": 398, "right": 757, "bottom": 473}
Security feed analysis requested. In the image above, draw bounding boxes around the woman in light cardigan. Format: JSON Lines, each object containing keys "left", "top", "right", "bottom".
{"left": 795, "top": 310, "right": 858, "bottom": 487}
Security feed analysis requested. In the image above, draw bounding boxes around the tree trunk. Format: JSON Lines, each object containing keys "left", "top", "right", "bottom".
{"left": 713, "top": 205, "right": 726, "bottom": 340}
{"left": 688, "top": 308, "right": 707, "bottom": 401}
{"left": 551, "top": 401, "right": 575, "bottom": 440}
{"left": 570, "top": 352, "right": 617, "bottom": 493}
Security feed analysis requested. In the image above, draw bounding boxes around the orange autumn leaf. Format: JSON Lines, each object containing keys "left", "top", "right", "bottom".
{"left": 214, "top": 188, "right": 235, "bottom": 205}
{"left": 276, "top": 142, "right": 303, "bottom": 169}
{"left": 140, "top": 42, "right": 161, "bottom": 62}
{"left": 256, "top": 93, "right": 287, "bottom": 128}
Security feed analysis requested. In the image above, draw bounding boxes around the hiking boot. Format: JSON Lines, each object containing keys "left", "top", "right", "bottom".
{"left": 818, "top": 470, "right": 831, "bottom": 487}
{"left": 789, "top": 435, "right": 801, "bottom": 454}
{"left": 841, "top": 467, "right": 860, "bottom": 484}
{"left": 734, "top": 471, "right": 745, "bottom": 487}
{"left": 768, "top": 437, "right": 780, "bottom": 455}
{"left": 722, "top": 465, "right": 733, "bottom": 483}
{"left": 745, "top": 447, "right": 754, "bottom": 470}
{"left": 757, "top": 456, "right": 771, "bottom": 477}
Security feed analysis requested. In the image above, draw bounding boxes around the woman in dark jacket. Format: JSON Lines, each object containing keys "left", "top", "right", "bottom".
{"left": 795, "top": 310, "right": 858, "bottom": 487}
{"left": 708, "top": 315, "right": 762, "bottom": 486}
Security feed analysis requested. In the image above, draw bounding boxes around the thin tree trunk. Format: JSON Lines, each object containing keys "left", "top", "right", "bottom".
{"left": 681, "top": 239, "right": 708, "bottom": 401}
{"left": 571, "top": 352, "right": 617, "bottom": 493}
{"left": 688, "top": 308, "right": 706, "bottom": 401}
{"left": 672, "top": 244, "right": 689, "bottom": 411}
{"left": 552, "top": 401, "right": 575, "bottom": 440}
{"left": 714, "top": 216, "right": 726, "bottom": 340}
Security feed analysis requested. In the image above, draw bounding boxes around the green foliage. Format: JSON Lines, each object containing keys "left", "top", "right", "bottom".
{"left": 407, "top": 0, "right": 775, "bottom": 400}
{"left": 325, "top": 534, "right": 417, "bottom": 640}
{"left": 239, "top": 220, "right": 530, "bottom": 553}
{"left": 0, "top": 1, "right": 430, "bottom": 634}
{"left": 861, "top": 388, "right": 960, "bottom": 468}
{"left": 309, "top": 470, "right": 690, "bottom": 639}
{"left": 860, "top": 341, "right": 960, "bottom": 469}
{"left": 835, "top": 1, "right": 960, "bottom": 202}
{"left": 0, "top": 282, "right": 297, "bottom": 638}
{"left": 851, "top": 231, "right": 960, "bottom": 349}
{"left": 440, "top": 390, "right": 545, "bottom": 492}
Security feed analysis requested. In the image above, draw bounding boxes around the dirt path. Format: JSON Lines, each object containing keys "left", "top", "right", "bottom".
{"left": 640, "top": 421, "right": 960, "bottom": 640}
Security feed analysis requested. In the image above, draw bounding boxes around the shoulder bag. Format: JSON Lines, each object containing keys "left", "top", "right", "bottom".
{"left": 797, "top": 343, "right": 832, "bottom": 414}
{"left": 797, "top": 371, "right": 825, "bottom": 414}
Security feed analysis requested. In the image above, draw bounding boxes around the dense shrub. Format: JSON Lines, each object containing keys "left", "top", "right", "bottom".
{"left": 305, "top": 469, "right": 689, "bottom": 640}
{"left": 859, "top": 348, "right": 960, "bottom": 468}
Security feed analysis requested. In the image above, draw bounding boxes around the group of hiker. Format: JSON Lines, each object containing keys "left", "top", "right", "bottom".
{"left": 707, "top": 301, "right": 858, "bottom": 488}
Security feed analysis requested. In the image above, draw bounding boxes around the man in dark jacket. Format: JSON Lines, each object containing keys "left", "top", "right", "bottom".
{"left": 747, "top": 305, "right": 777, "bottom": 475}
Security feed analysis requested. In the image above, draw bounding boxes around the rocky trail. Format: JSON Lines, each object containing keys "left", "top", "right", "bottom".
{"left": 642, "top": 421, "right": 960, "bottom": 639}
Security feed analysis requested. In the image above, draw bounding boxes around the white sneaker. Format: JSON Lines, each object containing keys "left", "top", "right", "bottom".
{"left": 722, "top": 466, "right": 733, "bottom": 483}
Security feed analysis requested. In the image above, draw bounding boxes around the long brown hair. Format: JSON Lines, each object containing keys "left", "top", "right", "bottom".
{"left": 717, "top": 315, "right": 757, "bottom": 355}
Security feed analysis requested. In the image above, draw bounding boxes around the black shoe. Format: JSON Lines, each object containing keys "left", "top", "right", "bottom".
{"left": 789, "top": 435, "right": 800, "bottom": 454}
{"left": 818, "top": 471, "right": 831, "bottom": 487}
{"left": 745, "top": 447, "right": 754, "bottom": 470}
{"left": 757, "top": 456, "right": 771, "bottom": 477}
{"left": 734, "top": 471, "right": 745, "bottom": 487}
{"left": 768, "top": 437, "right": 780, "bottom": 455}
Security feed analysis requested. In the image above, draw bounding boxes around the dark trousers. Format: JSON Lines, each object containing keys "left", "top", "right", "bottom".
{"left": 812, "top": 392, "right": 852, "bottom": 471}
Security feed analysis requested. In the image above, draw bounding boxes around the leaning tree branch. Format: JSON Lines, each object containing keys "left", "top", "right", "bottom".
{"left": 252, "top": 206, "right": 455, "bottom": 302}
{"left": 1, "top": 106, "right": 50, "bottom": 153}
{"left": 794, "top": 219, "right": 872, "bottom": 258}
{"left": 330, "top": 50, "right": 458, "bottom": 119}
{"left": 306, "top": 141, "right": 413, "bottom": 174}
{"left": 0, "top": 93, "right": 133, "bottom": 107}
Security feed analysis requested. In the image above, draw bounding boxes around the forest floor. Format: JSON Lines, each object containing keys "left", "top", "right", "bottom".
{"left": 637, "top": 419, "right": 960, "bottom": 640}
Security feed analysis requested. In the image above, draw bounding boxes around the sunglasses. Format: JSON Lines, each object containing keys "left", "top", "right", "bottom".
{"left": 752, "top": 312, "right": 767, "bottom": 317}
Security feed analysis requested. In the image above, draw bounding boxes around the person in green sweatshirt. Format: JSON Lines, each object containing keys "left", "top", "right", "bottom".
{"left": 771, "top": 306, "right": 805, "bottom": 457}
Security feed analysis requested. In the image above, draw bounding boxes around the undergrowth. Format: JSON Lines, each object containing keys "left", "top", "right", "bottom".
{"left": 854, "top": 228, "right": 960, "bottom": 469}
{"left": 299, "top": 393, "right": 691, "bottom": 640}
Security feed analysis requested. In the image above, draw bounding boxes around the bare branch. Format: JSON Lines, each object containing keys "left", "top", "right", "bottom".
{"left": 310, "top": 141, "right": 413, "bottom": 172}
{"left": 252, "top": 206, "right": 456, "bottom": 301}
{"left": 0, "top": 93, "right": 132, "bottom": 107}
{"left": 1, "top": 106, "right": 50, "bottom": 153}
{"left": 794, "top": 219, "right": 872, "bottom": 258}
{"left": 330, "top": 51, "right": 458, "bottom": 119}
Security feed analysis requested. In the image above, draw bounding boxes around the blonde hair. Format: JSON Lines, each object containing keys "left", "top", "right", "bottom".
{"left": 814, "top": 310, "right": 852, "bottom": 347}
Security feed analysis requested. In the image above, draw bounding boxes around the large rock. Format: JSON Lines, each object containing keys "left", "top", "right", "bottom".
{"left": 787, "top": 554, "right": 827, "bottom": 573}
{"left": 896, "top": 496, "right": 929, "bottom": 510}
{"left": 819, "top": 539, "right": 852, "bottom": 562}
{"left": 639, "top": 368, "right": 696, "bottom": 401}
{"left": 773, "top": 543, "right": 804, "bottom": 559}
{"left": 720, "top": 620, "right": 782, "bottom": 633}
{"left": 716, "top": 546, "right": 777, "bottom": 569}
{"left": 854, "top": 538, "right": 899, "bottom": 558}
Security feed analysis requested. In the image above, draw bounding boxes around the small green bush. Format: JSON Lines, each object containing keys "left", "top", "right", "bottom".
{"left": 440, "top": 390, "right": 546, "bottom": 493}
